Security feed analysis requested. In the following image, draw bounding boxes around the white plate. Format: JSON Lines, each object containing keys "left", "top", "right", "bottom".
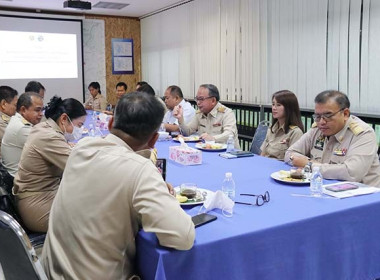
{"left": 172, "top": 135, "right": 201, "bottom": 142}
{"left": 195, "top": 143, "right": 227, "bottom": 152}
{"left": 174, "top": 187, "right": 214, "bottom": 205}
{"left": 271, "top": 171, "right": 310, "bottom": 185}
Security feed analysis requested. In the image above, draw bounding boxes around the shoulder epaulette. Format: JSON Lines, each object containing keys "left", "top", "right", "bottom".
{"left": 1, "top": 114, "right": 10, "bottom": 122}
{"left": 217, "top": 106, "right": 226, "bottom": 113}
{"left": 349, "top": 121, "right": 364, "bottom": 135}
{"left": 311, "top": 122, "right": 318, "bottom": 128}
{"left": 289, "top": 125, "right": 297, "bottom": 130}
{"left": 196, "top": 109, "right": 201, "bottom": 114}
{"left": 21, "top": 118, "right": 31, "bottom": 125}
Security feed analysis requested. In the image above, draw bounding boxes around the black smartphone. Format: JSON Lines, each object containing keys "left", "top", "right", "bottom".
{"left": 156, "top": 158, "right": 166, "bottom": 180}
{"left": 191, "top": 213, "right": 217, "bottom": 228}
{"left": 229, "top": 151, "right": 254, "bottom": 157}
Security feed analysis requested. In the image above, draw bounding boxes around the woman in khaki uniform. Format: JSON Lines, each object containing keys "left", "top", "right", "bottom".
{"left": 261, "top": 90, "right": 304, "bottom": 160}
{"left": 13, "top": 96, "right": 86, "bottom": 232}
{"left": 84, "top": 82, "right": 107, "bottom": 111}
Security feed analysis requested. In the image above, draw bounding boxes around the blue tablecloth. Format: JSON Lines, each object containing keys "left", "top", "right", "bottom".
{"left": 136, "top": 140, "right": 380, "bottom": 280}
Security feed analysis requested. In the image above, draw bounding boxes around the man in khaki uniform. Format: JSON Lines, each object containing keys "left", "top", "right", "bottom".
{"left": 285, "top": 90, "right": 380, "bottom": 187}
{"left": 1, "top": 92, "right": 44, "bottom": 176}
{"left": 0, "top": 86, "right": 18, "bottom": 155}
{"left": 175, "top": 84, "right": 239, "bottom": 148}
{"left": 84, "top": 82, "right": 107, "bottom": 111}
{"left": 42, "top": 92, "right": 195, "bottom": 279}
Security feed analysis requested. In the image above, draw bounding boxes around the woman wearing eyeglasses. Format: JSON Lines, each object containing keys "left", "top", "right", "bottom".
{"left": 260, "top": 90, "right": 304, "bottom": 160}
{"left": 13, "top": 96, "right": 86, "bottom": 233}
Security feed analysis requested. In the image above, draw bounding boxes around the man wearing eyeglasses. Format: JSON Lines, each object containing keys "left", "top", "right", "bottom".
{"left": 285, "top": 90, "right": 380, "bottom": 187}
{"left": 174, "top": 84, "right": 239, "bottom": 148}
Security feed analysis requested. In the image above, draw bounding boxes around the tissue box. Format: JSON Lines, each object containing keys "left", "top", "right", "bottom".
{"left": 169, "top": 145, "right": 202, "bottom": 165}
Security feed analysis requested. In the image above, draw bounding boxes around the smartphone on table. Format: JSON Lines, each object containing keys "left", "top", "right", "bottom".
{"left": 155, "top": 158, "right": 166, "bottom": 180}
{"left": 325, "top": 183, "right": 359, "bottom": 192}
{"left": 192, "top": 213, "right": 217, "bottom": 228}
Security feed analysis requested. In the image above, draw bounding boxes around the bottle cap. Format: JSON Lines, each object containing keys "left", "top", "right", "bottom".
{"left": 225, "top": 172, "right": 232, "bottom": 178}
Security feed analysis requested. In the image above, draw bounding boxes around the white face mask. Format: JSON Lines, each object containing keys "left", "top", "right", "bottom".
{"left": 199, "top": 190, "right": 234, "bottom": 217}
{"left": 64, "top": 117, "right": 83, "bottom": 142}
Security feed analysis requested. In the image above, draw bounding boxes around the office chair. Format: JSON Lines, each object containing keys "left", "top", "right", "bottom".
{"left": 250, "top": 120, "right": 271, "bottom": 155}
{"left": 0, "top": 210, "right": 47, "bottom": 280}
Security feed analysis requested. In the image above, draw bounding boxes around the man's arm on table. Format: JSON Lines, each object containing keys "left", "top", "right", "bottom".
{"left": 133, "top": 162, "right": 195, "bottom": 250}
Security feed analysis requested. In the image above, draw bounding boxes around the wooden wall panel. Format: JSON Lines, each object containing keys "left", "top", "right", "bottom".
{"left": 86, "top": 15, "right": 141, "bottom": 105}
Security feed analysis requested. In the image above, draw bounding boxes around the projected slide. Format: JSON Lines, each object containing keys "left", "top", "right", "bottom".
{"left": 0, "top": 31, "right": 78, "bottom": 79}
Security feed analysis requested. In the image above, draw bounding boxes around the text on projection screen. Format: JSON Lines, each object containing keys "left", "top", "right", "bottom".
{"left": 0, "top": 30, "right": 78, "bottom": 79}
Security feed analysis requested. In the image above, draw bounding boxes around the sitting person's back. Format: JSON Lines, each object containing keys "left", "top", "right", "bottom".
{"left": 42, "top": 92, "right": 195, "bottom": 279}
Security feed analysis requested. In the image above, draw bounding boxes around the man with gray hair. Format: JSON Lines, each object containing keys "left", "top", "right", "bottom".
{"left": 1, "top": 92, "right": 43, "bottom": 176}
{"left": 42, "top": 92, "right": 195, "bottom": 279}
{"left": 285, "top": 90, "right": 380, "bottom": 187}
{"left": 174, "top": 84, "right": 239, "bottom": 148}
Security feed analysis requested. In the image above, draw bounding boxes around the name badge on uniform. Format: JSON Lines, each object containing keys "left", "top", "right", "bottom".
{"left": 213, "top": 123, "right": 222, "bottom": 127}
{"left": 333, "top": 148, "right": 347, "bottom": 156}
{"left": 314, "top": 135, "right": 325, "bottom": 151}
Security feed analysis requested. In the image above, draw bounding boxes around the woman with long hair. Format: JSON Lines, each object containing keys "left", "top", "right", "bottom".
{"left": 260, "top": 90, "right": 304, "bottom": 160}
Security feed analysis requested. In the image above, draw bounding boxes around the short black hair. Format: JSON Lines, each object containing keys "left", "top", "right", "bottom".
{"left": 17, "top": 92, "right": 42, "bottom": 112}
{"left": 199, "top": 84, "right": 220, "bottom": 101}
{"left": 167, "top": 85, "right": 183, "bottom": 99}
{"left": 25, "top": 81, "right": 45, "bottom": 93}
{"left": 113, "top": 92, "right": 165, "bottom": 141}
{"left": 136, "top": 81, "right": 148, "bottom": 88}
{"left": 314, "top": 90, "right": 350, "bottom": 109}
{"left": 88, "top": 82, "right": 101, "bottom": 94}
{"left": 45, "top": 95, "right": 86, "bottom": 121}
{"left": 116, "top": 82, "right": 127, "bottom": 90}
{"left": 0, "top": 86, "right": 18, "bottom": 103}
{"left": 136, "top": 83, "right": 155, "bottom": 96}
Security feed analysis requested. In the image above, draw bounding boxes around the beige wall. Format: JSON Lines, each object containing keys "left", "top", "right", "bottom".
{"left": 86, "top": 15, "right": 141, "bottom": 105}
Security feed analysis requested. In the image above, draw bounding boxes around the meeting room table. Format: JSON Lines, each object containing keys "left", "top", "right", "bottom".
{"left": 136, "top": 139, "right": 380, "bottom": 280}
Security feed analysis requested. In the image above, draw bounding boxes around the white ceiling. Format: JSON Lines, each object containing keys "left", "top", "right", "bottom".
{"left": 0, "top": 0, "right": 188, "bottom": 18}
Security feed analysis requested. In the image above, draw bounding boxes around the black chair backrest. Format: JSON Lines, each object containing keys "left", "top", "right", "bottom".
{"left": 0, "top": 211, "right": 45, "bottom": 280}
{"left": 250, "top": 120, "right": 271, "bottom": 155}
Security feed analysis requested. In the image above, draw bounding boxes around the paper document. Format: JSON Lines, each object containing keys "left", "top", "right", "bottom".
{"left": 323, "top": 182, "right": 380, "bottom": 199}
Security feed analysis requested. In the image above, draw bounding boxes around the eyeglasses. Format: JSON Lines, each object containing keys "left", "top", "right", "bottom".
{"left": 195, "top": 96, "right": 214, "bottom": 102}
{"left": 235, "top": 191, "right": 270, "bottom": 206}
{"left": 312, "top": 108, "right": 345, "bottom": 122}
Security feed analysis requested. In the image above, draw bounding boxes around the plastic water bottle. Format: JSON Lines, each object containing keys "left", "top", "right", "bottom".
{"left": 89, "top": 123, "right": 95, "bottom": 137}
{"left": 310, "top": 166, "right": 323, "bottom": 197}
{"left": 222, "top": 172, "right": 236, "bottom": 201}
{"left": 226, "top": 135, "right": 235, "bottom": 153}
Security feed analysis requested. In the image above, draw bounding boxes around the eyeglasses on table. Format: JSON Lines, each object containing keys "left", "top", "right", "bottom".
{"left": 235, "top": 191, "right": 270, "bottom": 206}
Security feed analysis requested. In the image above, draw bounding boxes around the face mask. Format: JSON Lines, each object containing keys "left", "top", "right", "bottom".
{"left": 198, "top": 190, "right": 234, "bottom": 217}
{"left": 63, "top": 117, "right": 83, "bottom": 142}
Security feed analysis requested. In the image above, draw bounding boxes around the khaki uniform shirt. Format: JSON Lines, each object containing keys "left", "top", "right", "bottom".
{"left": 42, "top": 134, "right": 195, "bottom": 279}
{"left": 261, "top": 122, "right": 303, "bottom": 160}
{"left": 84, "top": 93, "right": 107, "bottom": 111}
{"left": 179, "top": 102, "right": 240, "bottom": 148}
{"left": 0, "top": 111, "right": 11, "bottom": 156}
{"left": 285, "top": 116, "right": 380, "bottom": 187}
{"left": 14, "top": 118, "right": 71, "bottom": 194}
{"left": 1, "top": 113, "right": 33, "bottom": 176}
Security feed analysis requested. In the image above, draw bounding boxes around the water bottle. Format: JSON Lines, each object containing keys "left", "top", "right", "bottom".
{"left": 226, "top": 135, "right": 235, "bottom": 153}
{"left": 310, "top": 166, "right": 323, "bottom": 197}
{"left": 89, "top": 123, "right": 95, "bottom": 137}
{"left": 222, "top": 172, "right": 236, "bottom": 201}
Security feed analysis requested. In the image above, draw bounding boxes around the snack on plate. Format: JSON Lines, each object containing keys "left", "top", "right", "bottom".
{"left": 290, "top": 168, "right": 304, "bottom": 179}
{"left": 278, "top": 170, "right": 305, "bottom": 182}
{"left": 176, "top": 194, "right": 188, "bottom": 203}
{"left": 204, "top": 143, "right": 223, "bottom": 149}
